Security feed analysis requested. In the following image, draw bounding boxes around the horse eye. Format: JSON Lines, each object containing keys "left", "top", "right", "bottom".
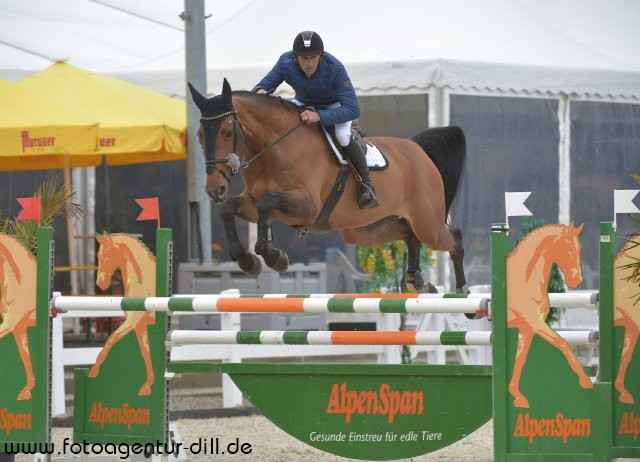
{"left": 224, "top": 129, "right": 234, "bottom": 139}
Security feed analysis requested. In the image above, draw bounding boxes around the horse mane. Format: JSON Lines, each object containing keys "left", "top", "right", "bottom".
{"left": 232, "top": 90, "right": 305, "bottom": 114}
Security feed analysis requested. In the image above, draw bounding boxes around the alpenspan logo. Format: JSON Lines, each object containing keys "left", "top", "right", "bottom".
{"left": 88, "top": 402, "right": 150, "bottom": 429}
{"left": 325, "top": 382, "right": 424, "bottom": 423}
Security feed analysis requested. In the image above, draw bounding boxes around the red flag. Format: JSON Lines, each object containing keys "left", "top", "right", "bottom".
{"left": 135, "top": 197, "right": 160, "bottom": 228}
{"left": 16, "top": 197, "right": 41, "bottom": 222}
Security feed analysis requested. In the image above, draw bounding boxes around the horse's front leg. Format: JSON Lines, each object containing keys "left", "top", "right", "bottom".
{"left": 254, "top": 193, "right": 294, "bottom": 272}
{"left": 220, "top": 196, "right": 262, "bottom": 276}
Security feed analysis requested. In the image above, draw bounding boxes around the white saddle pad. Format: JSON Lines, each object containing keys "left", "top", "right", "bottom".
{"left": 323, "top": 128, "right": 388, "bottom": 169}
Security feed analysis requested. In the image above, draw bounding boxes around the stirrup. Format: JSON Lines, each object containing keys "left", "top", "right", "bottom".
{"left": 358, "top": 184, "right": 379, "bottom": 209}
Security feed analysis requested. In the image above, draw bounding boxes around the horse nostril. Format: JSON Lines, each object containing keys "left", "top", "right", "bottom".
{"left": 217, "top": 185, "right": 226, "bottom": 200}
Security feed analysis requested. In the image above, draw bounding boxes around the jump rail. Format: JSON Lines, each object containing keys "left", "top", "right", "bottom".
{"left": 167, "top": 329, "right": 599, "bottom": 347}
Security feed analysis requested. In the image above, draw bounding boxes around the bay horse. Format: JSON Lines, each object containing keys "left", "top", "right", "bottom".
{"left": 613, "top": 235, "right": 640, "bottom": 404}
{"left": 89, "top": 234, "right": 156, "bottom": 396}
{"left": 506, "top": 223, "right": 592, "bottom": 408}
{"left": 188, "top": 79, "right": 468, "bottom": 293}
{"left": 0, "top": 233, "right": 37, "bottom": 400}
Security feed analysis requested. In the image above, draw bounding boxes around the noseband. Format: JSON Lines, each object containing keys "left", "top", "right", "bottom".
{"left": 200, "top": 109, "right": 305, "bottom": 181}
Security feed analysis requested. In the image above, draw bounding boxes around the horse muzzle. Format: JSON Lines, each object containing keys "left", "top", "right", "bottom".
{"left": 206, "top": 183, "right": 227, "bottom": 203}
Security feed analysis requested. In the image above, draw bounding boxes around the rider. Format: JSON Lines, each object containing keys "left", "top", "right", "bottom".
{"left": 252, "top": 31, "right": 378, "bottom": 209}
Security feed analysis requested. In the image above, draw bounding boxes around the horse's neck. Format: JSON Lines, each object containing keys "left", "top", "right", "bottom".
{"left": 116, "top": 241, "right": 155, "bottom": 297}
{"left": 509, "top": 228, "right": 561, "bottom": 290}
{"left": 235, "top": 94, "right": 308, "bottom": 152}
{"left": 0, "top": 241, "right": 35, "bottom": 314}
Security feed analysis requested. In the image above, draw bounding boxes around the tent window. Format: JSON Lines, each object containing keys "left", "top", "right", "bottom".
{"left": 449, "top": 94, "right": 559, "bottom": 288}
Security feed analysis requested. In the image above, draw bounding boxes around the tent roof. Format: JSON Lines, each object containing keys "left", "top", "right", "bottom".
{"left": 1, "top": 0, "right": 639, "bottom": 99}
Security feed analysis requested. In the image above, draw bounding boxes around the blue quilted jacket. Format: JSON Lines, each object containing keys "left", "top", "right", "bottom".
{"left": 252, "top": 51, "right": 360, "bottom": 127}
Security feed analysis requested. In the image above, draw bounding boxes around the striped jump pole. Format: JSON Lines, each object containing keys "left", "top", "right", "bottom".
{"left": 205, "top": 291, "right": 599, "bottom": 308}
{"left": 51, "top": 294, "right": 491, "bottom": 317}
{"left": 167, "top": 329, "right": 599, "bottom": 347}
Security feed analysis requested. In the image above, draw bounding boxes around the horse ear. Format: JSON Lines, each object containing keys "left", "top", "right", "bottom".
{"left": 567, "top": 222, "right": 584, "bottom": 236}
{"left": 222, "top": 78, "right": 232, "bottom": 106}
{"left": 188, "top": 82, "right": 207, "bottom": 110}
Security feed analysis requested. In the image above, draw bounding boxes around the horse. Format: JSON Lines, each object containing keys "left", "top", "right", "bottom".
{"left": 89, "top": 234, "right": 156, "bottom": 396}
{"left": 613, "top": 235, "right": 640, "bottom": 404}
{"left": 188, "top": 79, "right": 468, "bottom": 293}
{"left": 0, "top": 233, "right": 37, "bottom": 400}
{"left": 506, "top": 223, "right": 592, "bottom": 408}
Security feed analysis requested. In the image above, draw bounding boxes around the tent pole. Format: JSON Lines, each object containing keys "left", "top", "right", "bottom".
{"left": 63, "top": 159, "right": 79, "bottom": 295}
{"left": 183, "top": 0, "right": 212, "bottom": 264}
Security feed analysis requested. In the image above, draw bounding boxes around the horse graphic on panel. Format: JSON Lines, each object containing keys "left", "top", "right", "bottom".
{"left": 614, "top": 236, "right": 640, "bottom": 404}
{"left": 0, "top": 234, "right": 37, "bottom": 400}
{"left": 89, "top": 233, "right": 156, "bottom": 396}
{"left": 506, "top": 224, "right": 593, "bottom": 408}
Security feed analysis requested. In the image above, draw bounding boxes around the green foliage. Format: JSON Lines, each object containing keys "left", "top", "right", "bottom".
{"left": 0, "top": 174, "right": 82, "bottom": 254}
{"left": 357, "top": 241, "right": 433, "bottom": 364}
{"left": 357, "top": 241, "right": 432, "bottom": 293}
{"left": 519, "top": 217, "right": 564, "bottom": 324}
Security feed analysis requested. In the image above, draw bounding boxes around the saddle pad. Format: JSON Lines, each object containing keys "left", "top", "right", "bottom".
{"left": 323, "top": 128, "right": 389, "bottom": 170}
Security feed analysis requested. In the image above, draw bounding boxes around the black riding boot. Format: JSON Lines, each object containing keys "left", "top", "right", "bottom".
{"left": 342, "top": 137, "right": 379, "bottom": 208}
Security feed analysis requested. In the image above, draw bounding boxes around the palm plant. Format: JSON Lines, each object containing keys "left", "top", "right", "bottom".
{"left": 1, "top": 174, "right": 82, "bottom": 254}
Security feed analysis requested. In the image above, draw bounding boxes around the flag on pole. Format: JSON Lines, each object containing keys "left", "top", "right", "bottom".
{"left": 16, "top": 197, "right": 41, "bottom": 222}
{"left": 505, "top": 192, "right": 532, "bottom": 227}
{"left": 613, "top": 189, "right": 640, "bottom": 229}
{"left": 135, "top": 197, "right": 160, "bottom": 228}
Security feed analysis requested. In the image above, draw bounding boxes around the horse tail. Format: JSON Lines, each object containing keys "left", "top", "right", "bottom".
{"left": 409, "top": 126, "right": 466, "bottom": 219}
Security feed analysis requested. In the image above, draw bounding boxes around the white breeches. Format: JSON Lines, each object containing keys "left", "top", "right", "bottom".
{"left": 292, "top": 99, "right": 352, "bottom": 146}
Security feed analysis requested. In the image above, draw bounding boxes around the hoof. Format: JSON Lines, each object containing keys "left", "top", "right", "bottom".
{"left": 402, "top": 271, "right": 424, "bottom": 293}
{"left": 618, "top": 391, "right": 634, "bottom": 404}
{"left": 579, "top": 375, "right": 594, "bottom": 389}
{"left": 512, "top": 396, "right": 530, "bottom": 409}
{"left": 421, "top": 282, "right": 438, "bottom": 294}
{"left": 268, "top": 250, "right": 289, "bottom": 273}
{"left": 138, "top": 384, "right": 152, "bottom": 396}
{"left": 239, "top": 253, "right": 262, "bottom": 276}
{"left": 17, "top": 389, "right": 33, "bottom": 401}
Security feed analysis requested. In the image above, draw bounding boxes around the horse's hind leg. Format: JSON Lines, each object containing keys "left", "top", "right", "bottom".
{"left": 509, "top": 331, "right": 534, "bottom": 408}
{"left": 14, "top": 328, "right": 35, "bottom": 400}
{"left": 449, "top": 227, "right": 468, "bottom": 293}
{"left": 255, "top": 193, "right": 290, "bottom": 272}
{"left": 135, "top": 326, "right": 154, "bottom": 396}
{"left": 221, "top": 197, "right": 262, "bottom": 276}
{"left": 615, "top": 329, "right": 638, "bottom": 403}
{"left": 403, "top": 230, "right": 437, "bottom": 293}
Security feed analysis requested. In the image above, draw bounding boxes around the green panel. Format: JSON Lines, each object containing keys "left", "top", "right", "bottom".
{"left": 217, "top": 363, "right": 492, "bottom": 461}
{"left": 73, "top": 229, "right": 172, "bottom": 444}
{"left": 504, "top": 330, "right": 601, "bottom": 456}
{"left": 0, "top": 227, "right": 53, "bottom": 449}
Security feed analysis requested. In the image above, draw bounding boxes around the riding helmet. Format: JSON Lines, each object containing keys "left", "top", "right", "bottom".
{"left": 292, "top": 31, "right": 324, "bottom": 56}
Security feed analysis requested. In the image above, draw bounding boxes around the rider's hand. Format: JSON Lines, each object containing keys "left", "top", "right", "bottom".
{"left": 301, "top": 110, "right": 320, "bottom": 124}
{"left": 256, "top": 89, "right": 267, "bottom": 94}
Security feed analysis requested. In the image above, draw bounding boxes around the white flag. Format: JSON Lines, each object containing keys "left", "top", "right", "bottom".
{"left": 614, "top": 189, "right": 640, "bottom": 228}
{"left": 505, "top": 192, "right": 532, "bottom": 226}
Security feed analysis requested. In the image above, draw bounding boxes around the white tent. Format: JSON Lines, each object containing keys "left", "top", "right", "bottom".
{"left": 2, "top": 0, "right": 639, "bottom": 99}
{"left": 1, "top": 0, "right": 639, "bottom": 290}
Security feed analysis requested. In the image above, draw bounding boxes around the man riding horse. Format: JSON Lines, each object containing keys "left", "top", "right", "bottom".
{"left": 253, "top": 31, "right": 378, "bottom": 209}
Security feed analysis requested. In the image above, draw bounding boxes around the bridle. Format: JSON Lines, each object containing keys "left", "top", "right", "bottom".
{"left": 200, "top": 110, "right": 245, "bottom": 181}
{"left": 200, "top": 109, "right": 304, "bottom": 181}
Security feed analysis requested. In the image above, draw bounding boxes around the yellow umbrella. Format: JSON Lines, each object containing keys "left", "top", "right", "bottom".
{"left": 17, "top": 61, "right": 186, "bottom": 166}
{"left": 0, "top": 78, "right": 100, "bottom": 171}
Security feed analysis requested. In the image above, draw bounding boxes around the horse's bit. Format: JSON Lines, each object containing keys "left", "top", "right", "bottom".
{"left": 200, "top": 110, "right": 304, "bottom": 181}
